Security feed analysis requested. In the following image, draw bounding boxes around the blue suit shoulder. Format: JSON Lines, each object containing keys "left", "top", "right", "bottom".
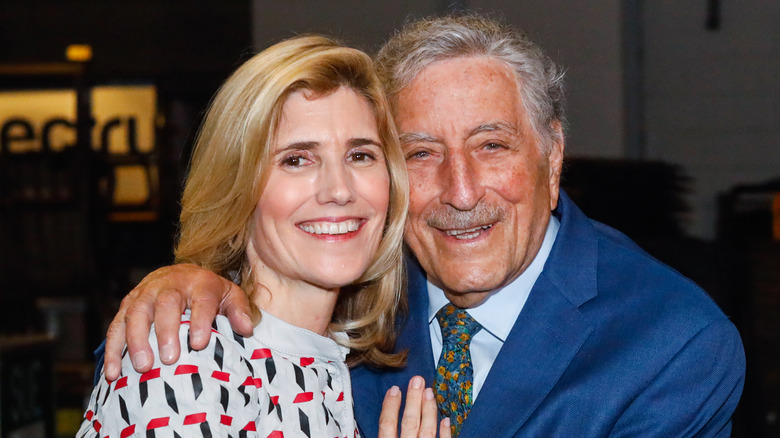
{"left": 588, "top": 217, "right": 731, "bottom": 330}
{"left": 572, "top": 213, "right": 744, "bottom": 436}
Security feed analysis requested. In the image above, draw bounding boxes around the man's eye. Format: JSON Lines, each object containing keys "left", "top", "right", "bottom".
{"left": 484, "top": 142, "right": 505, "bottom": 150}
{"left": 406, "top": 150, "right": 430, "bottom": 160}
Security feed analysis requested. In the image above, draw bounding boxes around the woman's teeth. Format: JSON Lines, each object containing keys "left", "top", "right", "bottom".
{"left": 300, "top": 220, "right": 360, "bottom": 235}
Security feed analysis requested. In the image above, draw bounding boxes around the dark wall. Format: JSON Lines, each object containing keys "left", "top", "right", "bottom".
{"left": 0, "top": 0, "right": 252, "bottom": 96}
{"left": 0, "top": 1, "right": 253, "bottom": 338}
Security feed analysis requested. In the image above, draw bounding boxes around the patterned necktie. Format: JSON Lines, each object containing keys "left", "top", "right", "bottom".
{"left": 434, "top": 303, "right": 483, "bottom": 437}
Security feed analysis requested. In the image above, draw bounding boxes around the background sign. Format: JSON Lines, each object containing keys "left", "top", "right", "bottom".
{"left": 0, "top": 85, "right": 157, "bottom": 207}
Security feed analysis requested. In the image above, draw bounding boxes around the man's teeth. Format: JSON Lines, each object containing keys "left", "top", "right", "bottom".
{"left": 445, "top": 225, "right": 491, "bottom": 240}
{"left": 300, "top": 220, "right": 360, "bottom": 235}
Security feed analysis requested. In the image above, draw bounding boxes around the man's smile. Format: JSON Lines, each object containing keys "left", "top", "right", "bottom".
{"left": 441, "top": 224, "right": 494, "bottom": 240}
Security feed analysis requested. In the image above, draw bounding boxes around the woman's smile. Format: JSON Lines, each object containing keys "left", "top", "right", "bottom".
{"left": 298, "top": 218, "right": 365, "bottom": 236}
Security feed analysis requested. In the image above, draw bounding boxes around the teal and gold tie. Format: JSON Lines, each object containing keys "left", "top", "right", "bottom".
{"left": 434, "top": 304, "right": 483, "bottom": 437}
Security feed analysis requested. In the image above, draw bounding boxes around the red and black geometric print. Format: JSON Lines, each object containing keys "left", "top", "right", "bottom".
{"left": 77, "top": 312, "right": 360, "bottom": 437}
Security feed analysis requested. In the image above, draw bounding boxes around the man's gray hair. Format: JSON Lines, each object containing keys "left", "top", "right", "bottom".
{"left": 375, "top": 14, "right": 566, "bottom": 154}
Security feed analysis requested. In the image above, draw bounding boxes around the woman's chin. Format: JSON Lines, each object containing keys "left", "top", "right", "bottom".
{"left": 304, "top": 270, "right": 366, "bottom": 291}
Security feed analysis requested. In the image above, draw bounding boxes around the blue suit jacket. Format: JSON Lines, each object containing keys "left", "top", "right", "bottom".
{"left": 351, "top": 192, "right": 745, "bottom": 437}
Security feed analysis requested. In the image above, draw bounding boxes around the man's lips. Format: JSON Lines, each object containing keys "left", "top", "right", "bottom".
{"left": 424, "top": 201, "right": 504, "bottom": 241}
{"left": 440, "top": 224, "right": 494, "bottom": 240}
{"left": 298, "top": 219, "right": 364, "bottom": 236}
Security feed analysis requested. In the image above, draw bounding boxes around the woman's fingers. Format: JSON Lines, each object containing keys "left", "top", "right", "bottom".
{"left": 399, "top": 376, "right": 426, "bottom": 437}
{"left": 418, "top": 387, "right": 439, "bottom": 438}
{"left": 439, "top": 418, "right": 451, "bottom": 438}
{"left": 378, "top": 376, "right": 447, "bottom": 437}
{"left": 378, "top": 385, "right": 403, "bottom": 438}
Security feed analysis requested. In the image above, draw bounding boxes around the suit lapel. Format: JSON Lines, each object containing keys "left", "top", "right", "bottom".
{"left": 401, "top": 254, "right": 437, "bottom": 379}
{"left": 461, "top": 193, "right": 599, "bottom": 437}
{"left": 462, "top": 276, "right": 593, "bottom": 436}
{"left": 384, "top": 255, "right": 437, "bottom": 395}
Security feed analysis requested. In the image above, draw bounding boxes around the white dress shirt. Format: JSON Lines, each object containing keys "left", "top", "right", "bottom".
{"left": 427, "top": 216, "right": 560, "bottom": 400}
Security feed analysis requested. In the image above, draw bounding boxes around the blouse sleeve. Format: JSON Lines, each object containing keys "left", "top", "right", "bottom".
{"left": 77, "top": 319, "right": 264, "bottom": 438}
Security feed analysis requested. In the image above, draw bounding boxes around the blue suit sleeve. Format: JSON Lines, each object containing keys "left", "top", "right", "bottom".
{"left": 93, "top": 340, "right": 106, "bottom": 386}
{"left": 610, "top": 318, "right": 745, "bottom": 437}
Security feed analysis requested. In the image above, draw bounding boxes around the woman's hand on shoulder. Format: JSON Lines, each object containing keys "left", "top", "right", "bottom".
{"left": 378, "top": 376, "right": 451, "bottom": 438}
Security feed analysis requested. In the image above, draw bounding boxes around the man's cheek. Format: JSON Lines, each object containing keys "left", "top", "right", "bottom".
{"left": 491, "top": 169, "right": 534, "bottom": 204}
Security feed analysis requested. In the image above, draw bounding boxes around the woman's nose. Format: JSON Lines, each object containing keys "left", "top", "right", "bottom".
{"left": 316, "top": 163, "right": 355, "bottom": 205}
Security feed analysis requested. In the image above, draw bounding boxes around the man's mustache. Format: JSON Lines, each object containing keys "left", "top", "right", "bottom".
{"left": 425, "top": 202, "right": 506, "bottom": 229}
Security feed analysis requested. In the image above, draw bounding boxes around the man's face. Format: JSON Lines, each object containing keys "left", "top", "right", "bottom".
{"left": 396, "top": 56, "right": 564, "bottom": 308}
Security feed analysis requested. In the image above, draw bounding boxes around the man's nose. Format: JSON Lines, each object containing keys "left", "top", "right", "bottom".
{"left": 438, "top": 151, "right": 484, "bottom": 211}
{"left": 316, "top": 162, "right": 355, "bottom": 205}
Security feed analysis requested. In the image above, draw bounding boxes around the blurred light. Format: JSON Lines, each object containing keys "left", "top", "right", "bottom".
{"left": 66, "top": 44, "right": 92, "bottom": 62}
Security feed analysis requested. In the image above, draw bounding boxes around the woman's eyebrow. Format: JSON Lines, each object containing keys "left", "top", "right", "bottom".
{"left": 349, "top": 137, "right": 383, "bottom": 147}
{"left": 274, "top": 141, "right": 318, "bottom": 154}
{"left": 276, "top": 138, "right": 381, "bottom": 153}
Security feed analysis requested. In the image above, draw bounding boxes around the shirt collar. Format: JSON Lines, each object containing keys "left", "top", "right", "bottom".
{"left": 427, "top": 215, "right": 560, "bottom": 341}
{"left": 253, "top": 309, "right": 350, "bottom": 362}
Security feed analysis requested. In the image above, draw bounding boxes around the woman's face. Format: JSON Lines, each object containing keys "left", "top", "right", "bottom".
{"left": 249, "top": 86, "right": 390, "bottom": 290}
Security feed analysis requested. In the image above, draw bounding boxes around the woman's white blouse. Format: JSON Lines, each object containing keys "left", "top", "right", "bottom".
{"left": 78, "top": 310, "right": 359, "bottom": 438}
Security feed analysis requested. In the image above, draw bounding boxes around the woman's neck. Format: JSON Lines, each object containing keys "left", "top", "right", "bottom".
{"left": 249, "top": 266, "right": 339, "bottom": 336}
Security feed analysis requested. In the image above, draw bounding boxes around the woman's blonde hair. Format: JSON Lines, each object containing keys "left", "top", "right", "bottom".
{"left": 175, "top": 35, "right": 409, "bottom": 367}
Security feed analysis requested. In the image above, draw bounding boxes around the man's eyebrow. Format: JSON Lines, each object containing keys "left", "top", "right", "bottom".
{"left": 469, "top": 121, "right": 519, "bottom": 137}
{"left": 399, "top": 122, "right": 519, "bottom": 145}
{"left": 399, "top": 132, "right": 438, "bottom": 145}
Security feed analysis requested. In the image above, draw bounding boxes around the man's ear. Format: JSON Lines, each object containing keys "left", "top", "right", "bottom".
{"left": 547, "top": 121, "right": 565, "bottom": 211}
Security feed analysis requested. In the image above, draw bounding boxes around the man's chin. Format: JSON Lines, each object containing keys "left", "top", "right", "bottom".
{"left": 435, "top": 271, "right": 508, "bottom": 308}
{"left": 440, "top": 288, "right": 495, "bottom": 309}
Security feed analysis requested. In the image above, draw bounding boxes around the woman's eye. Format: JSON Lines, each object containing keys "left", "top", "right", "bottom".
{"left": 281, "top": 154, "right": 309, "bottom": 167}
{"left": 348, "top": 151, "right": 376, "bottom": 163}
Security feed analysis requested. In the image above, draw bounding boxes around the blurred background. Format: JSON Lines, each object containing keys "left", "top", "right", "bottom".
{"left": 0, "top": 1, "right": 777, "bottom": 436}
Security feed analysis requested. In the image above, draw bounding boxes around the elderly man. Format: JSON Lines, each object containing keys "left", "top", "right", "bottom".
{"left": 101, "top": 14, "right": 744, "bottom": 437}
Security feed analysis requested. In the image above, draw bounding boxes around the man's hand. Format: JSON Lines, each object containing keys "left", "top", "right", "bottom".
{"left": 103, "top": 263, "right": 256, "bottom": 381}
{"left": 378, "top": 376, "right": 450, "bottom": 438}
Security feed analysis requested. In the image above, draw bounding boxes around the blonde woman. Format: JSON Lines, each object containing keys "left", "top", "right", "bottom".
{"left": 78, "top": 35, "right": 435, "bottom": 437}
